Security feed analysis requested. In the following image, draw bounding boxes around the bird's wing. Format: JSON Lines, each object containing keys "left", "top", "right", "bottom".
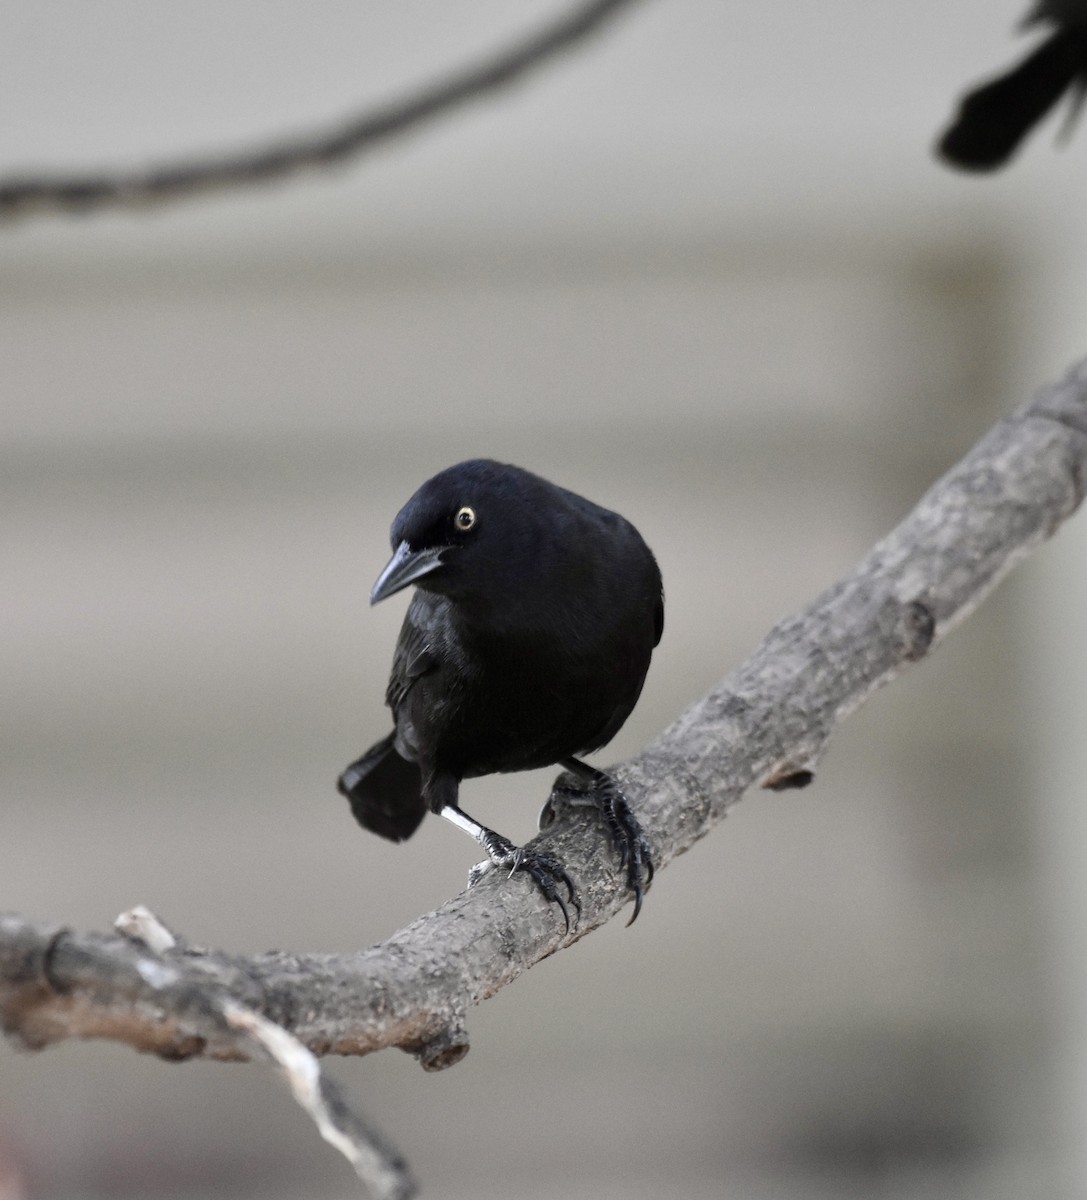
{"left": 385, "top": 612, "right": 438, "bottom": 716}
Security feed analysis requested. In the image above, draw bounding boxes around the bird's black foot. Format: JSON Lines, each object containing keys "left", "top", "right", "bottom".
{"left": 542, "top": 762, "right": 654, "bottom": 925}
{"left": 467, "top": 831, "right": 579, "bottom": 933}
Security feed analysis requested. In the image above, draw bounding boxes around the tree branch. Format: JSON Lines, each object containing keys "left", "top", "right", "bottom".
{"left": 4, "top": 357, "right": 1087, "bottom": 1074}
{"left": 0, "top": 0, "right": 644, "bottom": 222}
{"left": 101, "top": 907, "right": 417, "bottom": 1199}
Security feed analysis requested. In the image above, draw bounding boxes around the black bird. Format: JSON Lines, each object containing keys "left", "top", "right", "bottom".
{"left": 938, "top": 0, "right": 1087, "bottom": 171}
{"left": 337, "top": 459, "right": 663, "bottom": 927}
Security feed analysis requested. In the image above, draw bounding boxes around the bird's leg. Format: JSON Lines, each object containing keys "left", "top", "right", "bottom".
{"left": 542, "top": 759, "right": 654, "bottom": 925}
{"left": 439, "top": 804, "right": 579, "bottom": 933}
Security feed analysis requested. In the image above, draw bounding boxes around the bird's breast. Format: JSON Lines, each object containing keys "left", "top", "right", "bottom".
{"left": 413, "top": 618, "right": 647, "bottom": 777}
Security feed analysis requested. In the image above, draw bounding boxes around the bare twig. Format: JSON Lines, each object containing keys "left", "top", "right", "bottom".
{"left": 223, "top": 1003, "right": 416, "bottom": 1200}
{"left": 111, "top": 904, "right": 415, "bottom": 1199}
{"left": 0, "top": 0, "right": 644, "bottom": 222}
{"left": 3, "top": 357, "right": 1087, "bottom": 1072}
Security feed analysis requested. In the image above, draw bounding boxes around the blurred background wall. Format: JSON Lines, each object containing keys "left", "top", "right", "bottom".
{"left": 3, "top": 3, "right": 1087, "bottom": 1198}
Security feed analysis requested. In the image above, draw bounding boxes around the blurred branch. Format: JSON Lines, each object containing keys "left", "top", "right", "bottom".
{"left": 3, "top": 357, "right": 1087, "bottom": 1181}
{"left": 0, "top": 0, "right": 644, "bottom": 223}
{"left": 4, "top": 355, "right": 1087, "bottom": 1060}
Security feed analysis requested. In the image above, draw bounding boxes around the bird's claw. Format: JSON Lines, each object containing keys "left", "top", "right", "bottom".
{"left": 469, "top": 834, "right": 579, "bottom": 933}
{"left": 520, "top": 852, "right": 579, "bottom": 933}
{"left": 602, "top": 790, "right": 653, "bottom": 925}
{"left": 538, "top": 772, "right": 591, "bottom": 828}
{"left": 544, "top": 769, "right": 654, "bottom": 925}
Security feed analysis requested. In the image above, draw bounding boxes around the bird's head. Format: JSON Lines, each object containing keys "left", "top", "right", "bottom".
{"left": 370, "top": 459, "right": 550, "bottom": 606}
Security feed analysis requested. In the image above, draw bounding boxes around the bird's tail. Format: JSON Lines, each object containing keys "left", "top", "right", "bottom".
{"left": 337, "top": 732, "right": 426, "bottom": 842}
{"left": 938, "top": 26, "right": 1087, "bottom": 170}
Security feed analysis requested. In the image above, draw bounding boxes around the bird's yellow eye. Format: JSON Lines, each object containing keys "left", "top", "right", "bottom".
{"left": 454, "top": 506, "right": 476, "bottom": 532}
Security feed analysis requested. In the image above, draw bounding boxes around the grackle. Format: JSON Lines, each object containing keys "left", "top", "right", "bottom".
{"left": 938, "top": 0, "right": 1087, "bottom": 171}
{"left": 337, "top": 459, "right": 663, "bottom": 928}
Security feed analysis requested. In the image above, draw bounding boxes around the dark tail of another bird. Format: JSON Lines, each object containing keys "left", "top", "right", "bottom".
{"left": 938, "top": 26, "right": 1087, "bottom": 171}
{"left": 337, "top": 732, "right": 426, "bottom": 842}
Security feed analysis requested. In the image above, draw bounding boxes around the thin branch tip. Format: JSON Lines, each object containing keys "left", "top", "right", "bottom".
{"left": 0, "top": 0, "right": 644, "bottom": 222}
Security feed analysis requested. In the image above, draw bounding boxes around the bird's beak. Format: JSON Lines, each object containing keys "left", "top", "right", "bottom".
{"left": 370, "top": 540, "right": 445, "bottom": 605}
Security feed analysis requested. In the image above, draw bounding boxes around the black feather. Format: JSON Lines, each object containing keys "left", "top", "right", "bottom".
{"left": 337, "top": 733, "right": 426, "bottom": 842}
